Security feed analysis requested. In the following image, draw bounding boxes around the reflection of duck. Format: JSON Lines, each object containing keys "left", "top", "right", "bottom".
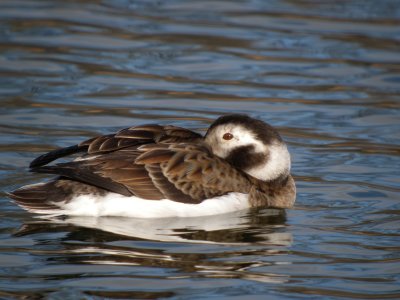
{"left": 14, "top": 210, "right": 292, "bottom": 285}
{"left": 15, "top": 209, "right": 291, "bottom": 245}
{"left": 9, "top": 114, "right": 295, "bottom": 217}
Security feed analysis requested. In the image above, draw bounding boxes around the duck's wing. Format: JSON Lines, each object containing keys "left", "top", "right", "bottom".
{"left": 29, "top": 124, "right": 203, "bottom": 168}
{"left": 136, "top": 143, "right": 253, "bottom": 201}
{"left": 30, "top": 143, "right": 253, "bottom": 203}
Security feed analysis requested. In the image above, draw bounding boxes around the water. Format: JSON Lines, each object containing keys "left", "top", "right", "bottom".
{"left": 1, "top": 0, "right": 399, "bottom": 299}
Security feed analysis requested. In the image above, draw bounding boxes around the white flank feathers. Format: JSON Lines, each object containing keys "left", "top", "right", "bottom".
{"left": 47, "top": 192, "right": 249, "bottom": 218}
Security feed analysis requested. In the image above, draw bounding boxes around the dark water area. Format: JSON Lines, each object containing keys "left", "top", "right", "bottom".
{"left": 1, "top": 0, "right": 400, "bottom": 299}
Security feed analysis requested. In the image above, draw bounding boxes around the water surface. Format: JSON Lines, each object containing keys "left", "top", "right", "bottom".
{"left": 1, "top": 0, "right": 399, "bottom": 299}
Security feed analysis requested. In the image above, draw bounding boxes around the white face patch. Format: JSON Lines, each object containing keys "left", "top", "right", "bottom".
{"left": 205, "top": 124, "right": 265, "bottom": 159}
{"left": 205, "top": 123, "right": 291, "bottom": 181}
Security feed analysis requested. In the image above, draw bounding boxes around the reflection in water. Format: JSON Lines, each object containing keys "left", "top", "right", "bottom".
{"left": 16, "top": 209, "right": 289, "bottom": 244}
{"left": 12, "top": 209, "right": 292, "bottom": 297}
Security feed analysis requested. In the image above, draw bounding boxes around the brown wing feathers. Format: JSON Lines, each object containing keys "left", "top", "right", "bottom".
{"left": 27, "top": 124, "right": 247, "bottom": 203}
{"left": 136, "top": 144, "right": 252, "bottom": 201}
{"left": 144, "top": 164, "right": 197, "bottom": 203}
{"left": 29, "top": 144, "right": 86, "bottom": 168}
{"left": 80, "top": 124, "right": 202, "bottom": 154}
{"left": 29, "top": 124, "right": 202, "bottom": 168}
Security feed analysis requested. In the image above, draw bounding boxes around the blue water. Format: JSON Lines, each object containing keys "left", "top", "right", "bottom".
{"left": 1, "top": 0, "right": 399, "bottom": 299}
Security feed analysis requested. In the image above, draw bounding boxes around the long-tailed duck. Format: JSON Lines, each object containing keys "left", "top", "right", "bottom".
{"left": 9, "top": 114, "right": 296, "bottom": 218}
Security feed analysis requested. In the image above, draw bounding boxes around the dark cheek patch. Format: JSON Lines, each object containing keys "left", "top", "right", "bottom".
{"left": 225, "top": 145, "right": 268, "bottom": 171}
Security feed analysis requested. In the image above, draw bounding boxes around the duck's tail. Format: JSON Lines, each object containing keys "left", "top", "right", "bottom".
{"left": 8, "top": 181, "right": 64, "bottom": 214}
{"left": 8, "top": 179, "right": 107, "bottom": 215}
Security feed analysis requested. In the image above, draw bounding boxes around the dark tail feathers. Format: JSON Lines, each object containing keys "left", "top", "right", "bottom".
{"left": 8, "top": 181, "right": 65, "bottom": 213}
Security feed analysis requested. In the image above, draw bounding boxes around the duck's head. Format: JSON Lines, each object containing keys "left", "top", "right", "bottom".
{"left": 205, "top": 114, "right": 291, "bottom": 182}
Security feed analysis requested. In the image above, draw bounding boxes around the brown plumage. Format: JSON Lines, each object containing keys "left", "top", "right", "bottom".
{"left": 9, "top": 114, "right": 296, "bottom": 216}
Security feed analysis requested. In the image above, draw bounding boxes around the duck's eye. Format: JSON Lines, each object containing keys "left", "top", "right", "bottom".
{"left": 223, "top": 133, "right": 234, "bottom": 140}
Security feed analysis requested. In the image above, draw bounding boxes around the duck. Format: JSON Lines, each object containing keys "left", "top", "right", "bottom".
{"left": 9, "top": 114, "right": 296, "bottom": 218}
